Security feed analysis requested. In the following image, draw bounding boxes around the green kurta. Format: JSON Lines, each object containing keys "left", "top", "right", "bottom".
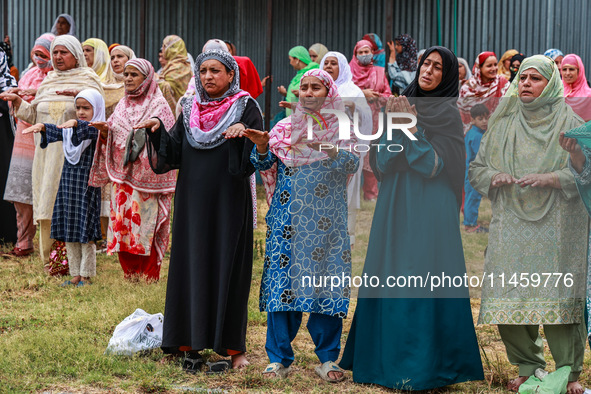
{"left": 468, "top": 57, "right": 589, "bottom": 325}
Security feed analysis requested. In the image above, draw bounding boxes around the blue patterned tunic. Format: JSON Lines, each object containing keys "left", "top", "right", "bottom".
{"left": 251, "top": 148, "right": 358, "bottom": 317}
{"left": 41, "top": 121, "right": 102, "bottom": 243}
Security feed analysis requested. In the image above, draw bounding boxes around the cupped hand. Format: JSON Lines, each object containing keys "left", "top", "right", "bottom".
{"left": 559, "top": 131, "right": 581, "bottom": 154}
{"left": 491, "top": 172, "right": 518, "bottom": 188}
{"left": 222, "top": 123, "right": 246, "bottom": 139}
{"left": 133, "top": 118, "right": 160, "bottom": 133}
{"left": 243, "top": 128, "right": 270, "bottom": 146}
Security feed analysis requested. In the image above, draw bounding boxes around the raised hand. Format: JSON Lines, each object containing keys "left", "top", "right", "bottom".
{"left": 56, "top": 89, "right": 81, "bottom": 97}
{"left": 22, "top": 123, "right": 45, "bottom": 134}
{"left": 279, "top": 101, "right": 293, "bottom": 110}
{"left": 559, "top": 131, "right": 586, "bottom": 173}
{"left": 277, "top": 85, "right": 287, "bottom": 96}
{"left": 133, "top": 118, "right": 160, "bottom": 133}
{"left": 243, "top": 128, "right": 270, "bottom": 147}
{"left": 58, "top": 119, "right": 78, "bottom": 129}
{"left": 516, "top": 173, "right": 558, "bottom": 188}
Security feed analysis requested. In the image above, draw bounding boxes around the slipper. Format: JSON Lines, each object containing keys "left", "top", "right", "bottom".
{"left": 465, "top": 225, "right": 489, "bottom": 233}
{"left": 182, "top": 354, "right": 204, "bottom": 374}
{"left": 262, "top": 362, "right": 290, "bottom": 379}
{"left": 60, "top": 280, "right": 74, "bottom": 287}
{"left": 315, "top": 361, "right": 345, "bottom": 383}
{"left": 76, "top": 281, "right": 92, "bottom": 287}
{"left": 206, "top": 360, "right": 232, "bottom": 374}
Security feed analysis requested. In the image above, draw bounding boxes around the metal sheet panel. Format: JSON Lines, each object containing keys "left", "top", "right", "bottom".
{"left": 2, "top": 0, "right": 591, "bottom": 119}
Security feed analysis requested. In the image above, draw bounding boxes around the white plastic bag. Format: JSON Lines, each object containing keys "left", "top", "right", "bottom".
{"left": 105, "top": 308, "right": 164, "bottom": 356}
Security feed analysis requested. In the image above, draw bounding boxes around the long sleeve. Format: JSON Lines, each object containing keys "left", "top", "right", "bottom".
{"left": 375, "top": 129, "right": 443, "bottom": 179}
{"left": 228, "top": 99, "right": 261, "bottom": 178}
{"left": 71, "top": 120, "right": 99, "bottom": 143}
{"left": 146, "top": 113, "right": 185, "bottom": 174}
{"left": 40, "top": 123, "right": 62, "bottom": 147}
{"left": 387, "top": 61, "right": 415, "bottom": 91}
{"left": 15, "top": 100, "right": 37, "bottom": 124}
{"left": 468, "top": 136, "right": 500, "bottom": 199}
{"left": 327, "top": 150, "right": 359, "bottom": 174}
{"left": 250, "top": 147, "right": 278, "bottom": 171}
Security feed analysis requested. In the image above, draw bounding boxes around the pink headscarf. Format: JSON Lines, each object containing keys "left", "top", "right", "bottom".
{"left": 349, "top": 39, "right": 389, "bottom": 92}
{"left": 18, "top": 33, "right": 55, "bottom": 102}
{"left": 89, "top": 58, "right": 177, "bottom": 193}
{"left": 562, "top": 54, "right": 591, "bottom": 121}
{"left": 260, "top": 69, "right": 357, "bottom": 204}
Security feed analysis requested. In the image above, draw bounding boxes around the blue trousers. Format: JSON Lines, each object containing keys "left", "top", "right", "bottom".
{"left": 266, "top": 311, "right": 342, "bottom": 367}
{"left": 463, "top": 180, "right": 482, "bottom": 226}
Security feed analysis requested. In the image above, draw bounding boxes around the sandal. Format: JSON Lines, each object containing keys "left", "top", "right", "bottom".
{"left": 206, "top": 359, "right": 232, "bottom": 374}
{"left": 315, "top": 361, "right": 345, "bottom": 383}
{"left": 262, "top": 362, "right": 290, "bottom": 379}
{"left": 60, "top": 280, "right": 74, "bottom": 287}
{"left": 465, "top": 225, "right": 489, "bottom": 233}
{"left": 182, "top": 354, "right": 204, "bottom": 374}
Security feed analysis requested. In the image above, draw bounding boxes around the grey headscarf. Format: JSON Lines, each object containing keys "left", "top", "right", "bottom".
{"left": 51, "top": 13, "right": 76, "bottom": 36}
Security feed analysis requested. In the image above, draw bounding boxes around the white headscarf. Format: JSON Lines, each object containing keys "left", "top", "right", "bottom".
{"left": 202, "top": 39, "right": 230, "bottom": 53}
{"left": 63, "top": 89, "right": 105, "bottom": 165}
{"left": 50, "top": 13, "right": 76, "bottom": 36}
{"left": 51, "top": 35, "right": 87, "bottom": 68}
{"left": 319, "top": 51, "right": 372, "bottom": 136}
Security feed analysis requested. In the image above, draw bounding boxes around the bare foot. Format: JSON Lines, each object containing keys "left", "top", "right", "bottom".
{"left": 327, "top": 370, "right": 344, "bottom": 381}
{"left": 231, "top": 353, "right": 250, "bottom": 369}
{"left": 507, "top": 376, "right": 529, "bottom": 392}
{"left": 567, "top": 381, "right": 584, "bottom": 394}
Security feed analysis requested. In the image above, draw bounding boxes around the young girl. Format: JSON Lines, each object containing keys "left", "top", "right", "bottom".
{"left": 23, "top": 89, "right": 105, "bottom": 286}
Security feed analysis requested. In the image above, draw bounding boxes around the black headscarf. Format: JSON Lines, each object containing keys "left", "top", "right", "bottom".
{"left": 372, "top": 46, "right": 465, "bottom": 207}
{"left": 509, "top": 53, "right": 526, "bottom": 82}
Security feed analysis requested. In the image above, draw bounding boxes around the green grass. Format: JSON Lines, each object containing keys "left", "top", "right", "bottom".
{"left": 0, "top": 191, "right": 589, "bottom": 392}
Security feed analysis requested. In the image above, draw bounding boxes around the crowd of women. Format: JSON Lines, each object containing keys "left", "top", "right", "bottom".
{"left": 2, "top": 12, "right": 591, "bottom": 392}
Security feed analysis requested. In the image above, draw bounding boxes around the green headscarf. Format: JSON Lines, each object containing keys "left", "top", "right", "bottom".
{"left": 469, "top": 55, "right": 583, "bottom": 221}
{"left": 285, "top": 46, "right": 318, "bottom": 115}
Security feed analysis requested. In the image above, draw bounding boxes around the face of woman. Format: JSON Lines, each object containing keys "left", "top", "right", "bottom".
{"left": 554, "top": 56, "right": 563, "bottom": 69}
{"left": 322, "top": 57, "right": 340, "bottom": 81}
{"left": 458, "top": 63, "right": 466, "bottom": 80}
{"left": 356, "top": 46, "right": 372, "bottom": 56}
{"left": 199, "top": 59, "right": 235, "bottom": 99}
{"left": 511, "top": 60, "right": 522, "bottom": 72}
{"left": 55, "top": 17, "right": 70, "bottom": 35}
{"left": 52, "top": 45, "right": 77, "bottom": 71}
{"left": 309, "top": 49, "right": 318, "bottom": 63}
{"left": 75, "top": 97, "right": 94, "bottom": 121}
{"left": 418, "top": 51, "right": 443, "bottom": 91}
{"left": 111, "top": 49, "right": 130, "bottom": 74}
{"left": 158, "top": 51, "right": 167, "bottom": 68}
{"left": 518, "top": 68, "right": 549, "bottom": 102}
{"left": 123, "top": 65, "right": 146, "bottom": 92}
{"left": 561, "top": 64, "right": 579, "bottom": 85}
{"left": 480, "top": 56, "right": 498, "bottom": 81}
{"left": 395, "top": 42, "right": 403, "bottom": 54}
{"left": 503, "top": 59, "right": 511, "bottom": 70}
{"left": 33, "top": 49, "right": 50, "bottom": 67}
{"left": 82, "top": 45, "right": 95, "bottom": 68}
{"left": 289, "top": 56, "right": 303, "bottom": 71}
{"left": 299, "top": 76, "right": 329, "bottom": 111}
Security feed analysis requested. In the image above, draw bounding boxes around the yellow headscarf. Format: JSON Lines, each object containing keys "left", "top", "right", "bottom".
{"left": 159, "top": 35, "right": 192, "bottom": 103}
{"left": 497, "top": 49, "right": 518, "bottom": 79}
{"left": 82, "top": 38, "right": 116, "bottom": 84}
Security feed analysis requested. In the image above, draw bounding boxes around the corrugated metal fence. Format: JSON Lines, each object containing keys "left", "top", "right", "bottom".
{"left": 2, "top": 0, "right": 590, "bottom": 118}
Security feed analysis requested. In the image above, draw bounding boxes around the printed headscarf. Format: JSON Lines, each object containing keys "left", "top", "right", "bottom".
{"left": 394, "top": 34, "right": 418, "bottom": 72}
{"left": 362, "top": 33, "right": 386, "bottom": 68}
{"left": 83, "top": 38, "right": 116, "bottom": 84}
{"left": 497, "top": 49, "right": 518, "bottom": 79}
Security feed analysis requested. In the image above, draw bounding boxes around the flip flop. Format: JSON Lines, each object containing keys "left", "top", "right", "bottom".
{"left": 206, "top": 360, "right": 232, "bottom": 374}
{"left": 60, "top": 280, "right": 74, "bottom": 287}
{"left": 315, "top": 361, "right": 345, "bottom": 383}
{"left": 182, "top": 354, "right": 204, "bottom": 374}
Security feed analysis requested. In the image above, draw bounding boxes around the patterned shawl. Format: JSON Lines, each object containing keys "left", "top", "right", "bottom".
{"left": 458, "top": 51, "right": 509, "bottom": 117}
{"left": 497, "top": 49, "right": 518, "bottom": 79}
{"left": 260, "top": 69, "right": 358, "bottom": 204}
{"left": 544, "top": 48, "right": 564, "bottom": 61}
{"left": 89, "top": 58, "right": 176, "bottom": 193}
{"left": 159, "top": 35, "right": 192, "bottom": 103}
{"left": 471, "top": 55, "right": 583, "bottom": 221}
{"left": 562, "top": 54, "right": 591, "bottom": 121}
{"left": 182, "top": 49, "right": 252, "bottom": 150}
{"left": 394, "top": 34, "right": 418, "bottom": 72}
{"left": 0, "top": 49, "right": 17, "bottom": 92}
